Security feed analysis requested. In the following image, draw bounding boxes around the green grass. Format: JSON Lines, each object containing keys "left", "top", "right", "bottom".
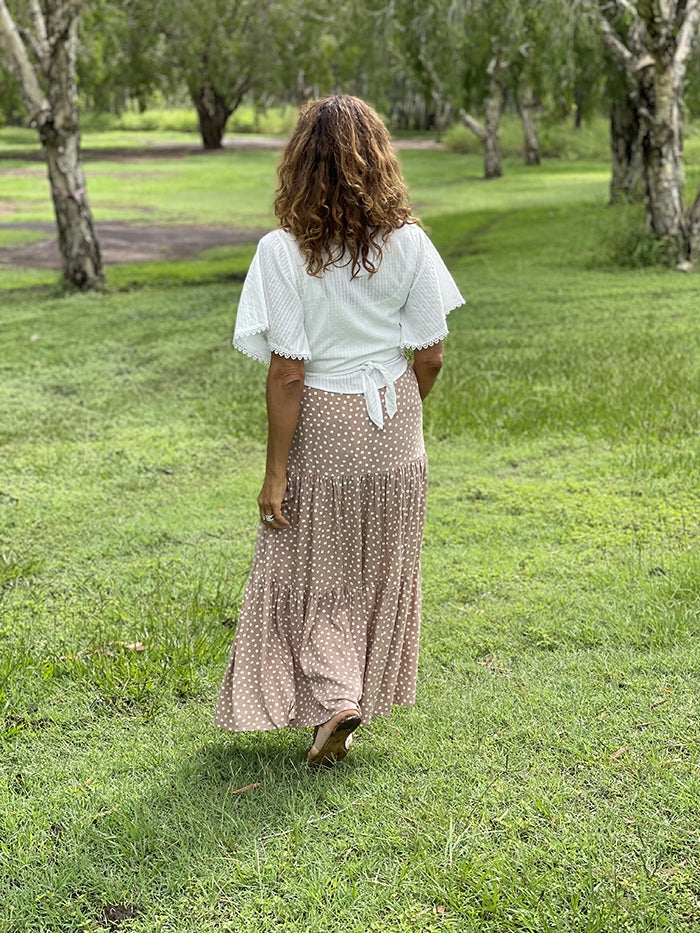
{"left": 0, "top": 227, "right": 48, "bottom": 247}
{"left": 0, "top": 148, "right": 280, "bottom": 228}
{"left": 1, "top": 135, "right": 699, "bottom": 932}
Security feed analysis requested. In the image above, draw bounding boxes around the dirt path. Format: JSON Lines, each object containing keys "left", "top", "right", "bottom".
{"left": 0, "top": 221, "right": 265, "bottom": 269}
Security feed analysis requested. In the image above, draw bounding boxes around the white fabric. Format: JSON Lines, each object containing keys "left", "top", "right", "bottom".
{"left": 233, "top": 223, "right": 464, "bottom": 427}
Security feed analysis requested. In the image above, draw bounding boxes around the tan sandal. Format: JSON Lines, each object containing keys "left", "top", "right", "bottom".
{"left": 307, "top": 710, "right": 362, "bottom": 768}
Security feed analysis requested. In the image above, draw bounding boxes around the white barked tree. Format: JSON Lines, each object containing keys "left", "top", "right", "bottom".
{"left": 592, "top": 0, "right": 700, "bottom": 261}
{"left": 0, "top": 0, "right": 102, "bottom": 288}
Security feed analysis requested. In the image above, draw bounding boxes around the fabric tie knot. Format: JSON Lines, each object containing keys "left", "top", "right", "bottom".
{"left": 361, "top": 361, "right": 398, "bottom": 429}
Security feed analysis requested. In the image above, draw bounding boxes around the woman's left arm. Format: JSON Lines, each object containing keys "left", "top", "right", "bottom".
{"left": 257, "top": 352, "right": 305, "bottom": 528}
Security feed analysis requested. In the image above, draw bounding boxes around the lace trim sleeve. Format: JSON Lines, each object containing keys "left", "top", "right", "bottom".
{"left": 401, "top": 330, "right": 448, "bottom": 351}
{"left": 268, "top": 341, "right": 311, "bottom": 361}
{"left": 233, "top": 233, "right": 311, "bottom": 363}
{"left": 399, "top": 229, "right": 464, "bottom": 351}
{"left": 233, "top": 329, "right": 311, "bottom": 363}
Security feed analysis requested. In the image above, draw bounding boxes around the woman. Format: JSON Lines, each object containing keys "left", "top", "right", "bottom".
{"left": 214, "top": 95, "right": 463, "bottom": 767}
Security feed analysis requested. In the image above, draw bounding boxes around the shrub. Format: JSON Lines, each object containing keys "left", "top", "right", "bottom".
{"left": 442, "top": 113, "right": 610, "bottom": 162}
{"left": 84, "top": 105, "right": 298, "bottom": 137}
{"left": 590, "top": 205, "right": 677, "bottom": 269}
{"left": 441, "top": 115, "right": 525, "bottom": 157}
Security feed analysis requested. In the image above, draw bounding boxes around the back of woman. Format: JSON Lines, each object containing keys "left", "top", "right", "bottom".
{"left": 214, "top": 95, "right": 464, "bottom": 768}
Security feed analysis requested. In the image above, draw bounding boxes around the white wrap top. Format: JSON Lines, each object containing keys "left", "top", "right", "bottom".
{"left": 233, "top": 223, "right": 464, "bottom": 427}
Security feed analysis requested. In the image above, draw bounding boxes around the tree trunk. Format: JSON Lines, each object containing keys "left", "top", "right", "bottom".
{"left": 460, "top": 108, "right": 500, "bottom": 179}
{"left": 42, "top": 15, "right": 101, "bottom": 288}
{"left": 640, "top": 63, "right": 684, "bottom": 244}
{"left": 483, "top": 79, "right": 503, "bottom": 179}
{"left": 193, "top": 85, "right": 232, "bottom": 150}
{"left": 434, "top": 100, "right": 453, "bottom": 134}
{"left": 0, "top": 0, "right": 103, "bottom": 289}
{"left": 460, "top": 61, "right": 504, "bottom": 181}
{"left": 596, "top": 1, "right": 700, "bottom": 261}
{"left": 671, "top": 85, "right": 685, "bottom": 190}
{"left": 41, "top": 122, "right": 102, "bottom": 288}
{"left": 295, "top": 70, "right": 313, "bottom": 107}
{"left": 517, "top": 83, "right": 540, "bottom": 166}
{"left": 685, "top": 188, "right": 700, "bottom": 261}
{"left": 609, "top": 92, "right": 643, "bottom": 204}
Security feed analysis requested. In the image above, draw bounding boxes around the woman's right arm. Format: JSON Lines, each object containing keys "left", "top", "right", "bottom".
{"left": 412, "top": 340, "right": 444, "bottom": 400}
{"left": 257, "top": 352, "right": 305, "bottom": 529}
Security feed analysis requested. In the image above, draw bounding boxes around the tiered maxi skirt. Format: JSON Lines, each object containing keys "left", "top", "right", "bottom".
{"left": 214, "top": 365, "right": 427, "bottom": 732}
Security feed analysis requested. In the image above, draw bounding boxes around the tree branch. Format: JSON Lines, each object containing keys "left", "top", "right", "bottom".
{"left": 674, "top": 0, "right": 700, "bottom": 68}
{"left": 613, "top": 0, "right": 639, "bottom": 15}
{"left": 595, "top": 10, "right": 635, "bottom": 69}
{"left": 18, "top": 24, "right": 45, "bottom": 67}
{"left": 28, "top": 0, "right": 49, "bottom": 69}
{"left": 228, "top": 73, "right": 252, "bottom": 112}
{"left": 0, "top": 0, "right": 50, "bottom": 123}
{"left": 460, "top": 109, "right": 487, "bottom": 141}
{"left": 47, "top": 0, "right": 84, "bottom": 50}
{"left": 487, "top": 55, "right": 509, "bottom": 78}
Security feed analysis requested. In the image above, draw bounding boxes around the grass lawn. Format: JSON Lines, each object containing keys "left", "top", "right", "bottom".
{"left": 0, "top": 131, "right": 699, "bottom": 932}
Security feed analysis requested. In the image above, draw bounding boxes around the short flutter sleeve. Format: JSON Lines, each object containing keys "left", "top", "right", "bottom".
{"left": 399, "top": 227, "right": 465, "bottom": 350}
{"left": 233, "top": 232, "right": 311, "bottom": 363}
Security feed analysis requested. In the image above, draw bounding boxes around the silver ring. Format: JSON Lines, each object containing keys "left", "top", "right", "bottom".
{"left": 263, "top": 513, "right": 274, "bottom": 522}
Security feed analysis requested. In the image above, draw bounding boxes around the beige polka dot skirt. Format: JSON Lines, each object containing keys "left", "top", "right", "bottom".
{"left": 214, "top": 366, "right": 427, "bottom": 732}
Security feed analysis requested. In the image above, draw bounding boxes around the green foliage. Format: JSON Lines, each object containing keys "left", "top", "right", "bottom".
{"left": 68, "top": 0, "right": 328, "bottom": 141}
{"left": 0, "top": 67, "right": 24, "bottom": 126}
{"left": 77, "top": 0, "right": 170, "bottom": 113}
{"left": 443, "top": 118, "right": 525, "bottom": 156}
{"left": 458, "top": 0, "right": 584, "bottom": 113}
{"left": 537, "top": 115, "right": 611, "bottom": 160}
{"left": 99, "top": 104, "right": 299, "bottom": 136}
{"left": 152, "top": 0, "right": 268, "bottom": 98}
{"left": 591, "top": 204, "right": 678, "bottom": 269}
{"left": 362, "top": 0, "right": 612, "bottom": 136}
{"left": 685, "top": 50, "right": 700, "bottom": 116}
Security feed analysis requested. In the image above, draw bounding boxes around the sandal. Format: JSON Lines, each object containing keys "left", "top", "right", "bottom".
{"left": 307, "top": 709, "right": 362, "bottom": 768}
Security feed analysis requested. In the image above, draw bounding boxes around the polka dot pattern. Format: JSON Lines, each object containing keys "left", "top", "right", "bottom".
{"left": 214, "top": 367, "right": 428, "bottom": 733}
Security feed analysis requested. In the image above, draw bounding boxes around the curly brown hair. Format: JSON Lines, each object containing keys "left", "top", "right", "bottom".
{"left": 274, "top": 95, "right": 414, "bottom": 278}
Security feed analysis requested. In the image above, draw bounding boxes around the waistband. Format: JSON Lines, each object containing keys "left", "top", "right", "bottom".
{"left": 304, "top": 356, "right": 408, "bottom": 429}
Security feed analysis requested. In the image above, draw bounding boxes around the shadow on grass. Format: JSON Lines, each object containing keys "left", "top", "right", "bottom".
{"left": 131, "top": 724, "right": 372, "bottom": 850}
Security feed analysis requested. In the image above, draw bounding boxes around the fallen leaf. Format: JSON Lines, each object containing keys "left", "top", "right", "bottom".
{"left": 122, "top": 642, "right": 147, "bottom": 651}
{"left": 611, "top": 747, "right": 628, "bottom": 760}
{"left": 232, "top": 782, "right": 261, "bottom": 794}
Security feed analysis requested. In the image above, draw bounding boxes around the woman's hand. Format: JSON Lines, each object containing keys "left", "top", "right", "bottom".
{"left": 412, "top": 340, "right": 444, "bottom": 400}
{"left": 258, "top": 473, "right": 290, "bottom": 529}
